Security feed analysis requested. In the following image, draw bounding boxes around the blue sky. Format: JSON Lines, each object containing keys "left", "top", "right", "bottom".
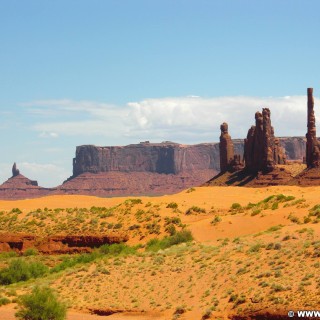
{"left": 0, "top": 0, "right": 319, "bottom": 187}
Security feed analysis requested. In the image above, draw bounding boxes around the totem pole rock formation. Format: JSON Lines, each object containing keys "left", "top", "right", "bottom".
{"left": 244, "top": 108, "right": 286, "bottom": 173}
{"left": 306, "top": 88, "right": 320, "bottom": 168}
{"left": 12, "top": 162, "right": 20, "bottom": 177}
{"left": 219, "top": 122, "right": 243, "bottom": 172}
{"left": 219, "top": 122, "right": 234, "bottom": 172}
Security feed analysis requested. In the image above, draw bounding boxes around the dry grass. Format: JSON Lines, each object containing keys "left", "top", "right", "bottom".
{"left": 0, "top": 186, "right": 320, "bottom": 319}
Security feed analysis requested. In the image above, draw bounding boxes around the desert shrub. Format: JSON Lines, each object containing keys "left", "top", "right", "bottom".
{"left": 125, "top": 198, "right": 142, "bottom": 205}
{"left": 166, "top": 202, "right": 178, "bottom": 209}
{"left": 10, "top": 208, "right": 22, "bottom": 214}
{"left": 309, "top": 205, "right": 320, "bottom": 218}
{"left": 165, "top": 224, "right": 176, "bottom": 236}
{"left": 146, "top": 230, "right": 193, "bottom": 252}
{"left": 251, "top": 209, "right": 261, "bottom": 216}
{"left": 266, "top": 225, "right": 283, "bottom": 233}
{"left": 0, "top": 259, "right": 48, "bottom": 284}
{"left": 99, "top": 243, "right": 137, "bottom": 256}
{"left": 271, "top": 202, "right": 279, "bottom": 210}
{"left": 211, "top": 215, "right": 222, "bottom": 225}
{"left": 185, "top": 206, "right": 206, "bottom": 215}
{"left": 16, "top": 286, "right": 66, "bottom": 320}
{"left": 262, "top": 195, "right": 275, "bottom": 203}
{"left": 248, "top": 243, "right": 262, "bottom": 253}
{"left": 231, "top": 203, "right": 242, "bottom": 209}
{"left": 288, "top": 214, "right": 300, "bottom": 224}
{"left": 0, "top": 296, "right": 10, "bottom": 306}
{"left": 51, "top": 251, "right": 99, "bottom": 273}
{"left": 23, "top": 248, "right": 38, "bottom": 256}
{"left": 186, "top": 187, "right": 195, "bottom": 193}
{"left": 0, "top": 251, "right": 18, "bottom": 259}
{"left": 266, "top": 243, "right": 274, "bottom": 250}
{"left": 164, "top": 217, "right": 181, "bottom": 225}
{"left": 274, "top": 243, "right": 282, "bottom": 250}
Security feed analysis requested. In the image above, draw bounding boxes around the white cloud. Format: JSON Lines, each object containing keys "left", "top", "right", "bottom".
{"left": 18, "top": 162, "right": 70, "bottom": 187}
{"left": 23, "top": 95, "right": 317, "bottom": 144}
{"left": 0, "top": 162, "right": 70, "bottom": 188}
{"left": 39, "top": 131, "right": 59, "bottom": 138}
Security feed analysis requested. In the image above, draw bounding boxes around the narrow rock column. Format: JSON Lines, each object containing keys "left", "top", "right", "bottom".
{"left": 262, "top": 108, "right": 275, "bottom": 172}
{"left": 306, "top": 88, "right": 320, "bottom": 168}
{"left": 219, "top": 122, "right": 234, "bottom": 172}
{"left": 12, "top": 162, "right": 20, "bottom": 177}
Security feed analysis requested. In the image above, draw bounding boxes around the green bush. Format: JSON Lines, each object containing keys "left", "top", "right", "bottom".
{"left": 0, "top": 259, "right": 48, "bottom": 284}
{"left": 99, "top": 243, "right": 137, "bottom": 256}
{"left": 23, "top": 248, "right": 39, "bottom": 256}
{"left": 231, "top": 203, "right": 242, "bottom": 209}
{"left": 166, "top": 202, "right": 178, "bottom": 209}
{"left": 16, "top": 286, "right": 66, "bottom": 320}
{"left": 185, "top": 206, "right": 206, "bottom": 215}
{"left": 0, "top": 296, "right": 11, "bottom": 306}
{"left": 146, "top": 230, "right": 193, "bottom": 252}
{"left": 50, "top": 251, "right": 99, "bottom": 273}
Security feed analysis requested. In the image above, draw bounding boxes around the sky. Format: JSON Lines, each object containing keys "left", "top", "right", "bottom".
{"left": 0, "top": 0, "right": 320, "bottom": 187}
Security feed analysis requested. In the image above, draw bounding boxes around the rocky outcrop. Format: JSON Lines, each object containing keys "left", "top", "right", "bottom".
{"left": 219, "top": 123, "right": 243, "bottom": 173}
{"left": 306, "top": 88, "right": 320, "bottom": 168}
{"left": 219, "top": 122, "right": 234, "bottom": 172}
{"left": 0, "top": 173, "right": 52, "bottom": 200}
{"left": 57, "top": 170, "right": 216, "bottom": 197}
{"left": 244, "top": 108, "right": 286, "bottom": 173}
{"left": 0, "top": 233, "right": 128, "bottom": 254}
{"left": 12, "top": 162, "right": 20, "bottom": 177}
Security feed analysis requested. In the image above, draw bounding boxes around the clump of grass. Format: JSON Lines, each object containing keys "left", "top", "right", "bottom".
{"left": 248, "top": 243, "right": 263, "bottom": 253}
{"left": 0, "top": 296, "right": 11, "bottom": 306}
{"left": 50, "top": 251, "right": 100, "bottom": 273}
{"left": 288, "top": 213, "right": 300, "bottom": 224}
{"left": 146, "top": 230, "right": 193, "bottom": 252}
{"left": 125, "top": 198, "right": 143, "bottom": 205}
{"left": 185, "top": 206, "right": 206, "bottom": 215}
{"left": 99, "top": 243, "right": 137, "bottom": 256}
{"left": 186, "top": 187, "right": 195, "bottom": 193}
{"left": 211, "top": 215, "right": 222, "bottom": 225}
{"left": 23, "top": 248, "right": 38, "bottom": 256}
{"left": 166, "top": 202, "right": 178, "bottom": 209}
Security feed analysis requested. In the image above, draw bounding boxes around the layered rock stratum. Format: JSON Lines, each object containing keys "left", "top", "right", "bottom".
{"left": 0, "top": 138, "right": 309, "bottom": 199}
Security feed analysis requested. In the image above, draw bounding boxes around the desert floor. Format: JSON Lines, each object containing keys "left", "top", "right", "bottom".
{"left": 0, "top": 185, "right": 319, "bottom": 319}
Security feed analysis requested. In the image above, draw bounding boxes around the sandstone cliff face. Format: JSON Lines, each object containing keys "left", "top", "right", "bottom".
{"left": 73, "top": 142, "right": 219, "bottom": 176}
{"left": 72, "top": 138, "right": 306, "bottom": 179}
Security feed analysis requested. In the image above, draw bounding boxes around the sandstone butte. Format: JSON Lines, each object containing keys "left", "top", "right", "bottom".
{"left": 206, "top": 87, "right": 320, "bottom": 187}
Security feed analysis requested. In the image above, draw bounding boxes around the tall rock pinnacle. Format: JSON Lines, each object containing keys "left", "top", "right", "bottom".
{"left": 219, "top": 122, "right": 234, "bottom": 172}
{"left": 12, "top": 162, "right": 20, "bottom": 177}
{"left": 244, "top": 108, "right": 286, "bottom": 172}
{"left": 306, "top": 88, "right": 320, "bottom": 168}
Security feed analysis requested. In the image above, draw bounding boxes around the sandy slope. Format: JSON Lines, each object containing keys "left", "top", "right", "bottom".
{"left": 0, "top": 186, "right": 320, "bottom": 319}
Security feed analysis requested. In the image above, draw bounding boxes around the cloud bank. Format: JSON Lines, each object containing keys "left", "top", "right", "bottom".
{"left": 25, "top": 95, "right": 315, "bottom": 143}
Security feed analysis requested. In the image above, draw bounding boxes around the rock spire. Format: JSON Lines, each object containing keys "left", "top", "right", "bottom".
{"left": 306, "top": 88, "right": 320, "bottom": 168}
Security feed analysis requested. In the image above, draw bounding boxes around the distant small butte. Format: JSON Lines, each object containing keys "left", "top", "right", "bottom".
{"left": 0, "top": 88, "right": 319, "bottom": 200}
